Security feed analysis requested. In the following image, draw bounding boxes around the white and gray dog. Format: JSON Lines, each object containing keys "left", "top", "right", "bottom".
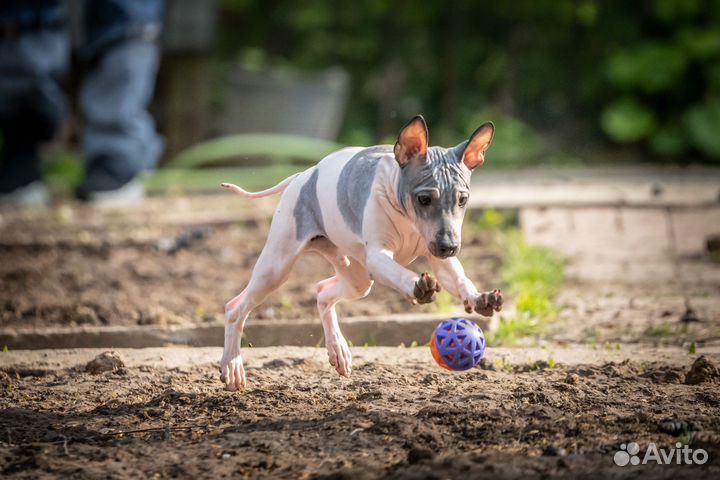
{"left": 220, "top": 115, "right": 503, "bottom": 390}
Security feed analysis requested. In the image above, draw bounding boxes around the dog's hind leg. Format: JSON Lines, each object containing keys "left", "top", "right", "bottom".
{"left": 310, "top": 241, "right": 373, "bottom": 376}
{"left": 221, "top": 221, "right": 302, "bottom": 391}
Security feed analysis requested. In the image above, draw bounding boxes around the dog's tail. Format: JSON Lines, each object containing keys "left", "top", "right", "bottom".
{"left": 220, "top": 173, "right": 300, "bottom": 199}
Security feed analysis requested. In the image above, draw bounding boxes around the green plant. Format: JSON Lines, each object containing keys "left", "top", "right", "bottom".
{"left": 689, "top": 341, "right": 697, "bottom": 354}
{"left": 470, "top": 208, "right": 517, "bottom": 232}
{"left": 547, "top": 356, "right": 556, "bottom": 369}
{"left": 500, "top": 230, "right": 564, "bottom": 298}
{"left": 488, "top": 229, "right": 564, "bottom": 346}
{"left": 488, "top": 313, "right": 547, "bottom": 346}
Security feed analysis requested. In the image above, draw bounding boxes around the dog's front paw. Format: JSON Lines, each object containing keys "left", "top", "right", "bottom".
{"left": 464, "top": 288, "right": 503, "bottom": 316}
{"left": 413, "top": 272, "right": 441, "bottom": 304}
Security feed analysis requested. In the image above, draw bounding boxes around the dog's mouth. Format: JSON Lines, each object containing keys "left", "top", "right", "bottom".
{"left": 428, "top": 242, "right": 460, "bottom": 259}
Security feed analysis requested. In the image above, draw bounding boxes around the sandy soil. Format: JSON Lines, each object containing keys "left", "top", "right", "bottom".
{"left": 2, "top": 195, "right": 720, "bottom": 478}
{"left": 1, "top": 347, "right": 719, "bottom": 479}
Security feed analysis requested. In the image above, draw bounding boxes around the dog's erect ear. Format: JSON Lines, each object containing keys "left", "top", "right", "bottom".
{"left": 461, "top": 122, "right": 495, "bottom": 169}
{"left": 394, "top": 115, "right": 429, "bottom": 166}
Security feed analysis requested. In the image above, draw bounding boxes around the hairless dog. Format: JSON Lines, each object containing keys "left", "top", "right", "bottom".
{"left": 220, "top": 115, "right": 503, "bottom": 390}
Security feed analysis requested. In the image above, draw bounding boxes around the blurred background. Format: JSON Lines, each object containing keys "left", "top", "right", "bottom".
{"left": 18, "top": 0, "right": 720, "bottom": 192}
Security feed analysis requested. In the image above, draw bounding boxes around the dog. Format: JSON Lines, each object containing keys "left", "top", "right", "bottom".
{"left": 220, "top": 115, "right": 503, "bottom": 390}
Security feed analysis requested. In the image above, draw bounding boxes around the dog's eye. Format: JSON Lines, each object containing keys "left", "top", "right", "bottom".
{"left": 458, "top": 195, "right": 468, "bottom": 207}
{"left": 417, "top": 194, "right": 432, "bottom": 206}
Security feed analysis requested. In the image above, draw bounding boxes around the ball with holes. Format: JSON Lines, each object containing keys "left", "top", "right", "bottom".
{"left": 430, "top": 318, "right": 486, "bottom": 371}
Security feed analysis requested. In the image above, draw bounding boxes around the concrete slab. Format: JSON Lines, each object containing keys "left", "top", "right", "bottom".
{"left": 470, "top": 166, "right": 720, "bottom": 208}
{"left": 0, "top": 313, "right": 490, "bottom": 350}
{"left": 520, "top": 205, "right": 720, "bottom": 282}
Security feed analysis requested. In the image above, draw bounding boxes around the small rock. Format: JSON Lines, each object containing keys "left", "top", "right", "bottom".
{"left": 685, "top": 356, "right": 720, "bottom": 385}
{"left": 564, "top": 373, "right": 579, "bottom": 385}
{"left": 85, "top": 351, "right": 125, "bottom": 374}
{"left": 478, "top": 358, "right": 496, "bottom": 371}
{"left": 650, "top": 183, "right": 664, "bottom": 196}
{"left": 680, "top": 307, "right": 701, "bottom": 324}
{"left": 407, "top": 447, "right": 434, "bottom": 464}
{"left": 658, "top": 419, "right": 702, "bottom": 436}
{"left": 542, "top": 444, "right": 567, "bottom": 457}
{"left": 221, "top": 453, "right": 231, "bottom": 460}
{"left": 262, "top": 358, "right": 292, "bottom": 369}
{"left": 534, "top": 360, "right": 549, "bottom": 370}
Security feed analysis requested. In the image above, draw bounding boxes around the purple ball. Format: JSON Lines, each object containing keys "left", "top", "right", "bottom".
{"left": 431, "top": 318, "right": 486, "bottom": 371}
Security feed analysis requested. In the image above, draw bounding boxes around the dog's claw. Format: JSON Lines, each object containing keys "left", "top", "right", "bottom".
{"left": 473, "top": 288, "right": 503, "bottom": 317}
{"left": 413, "top": 272, "right": 441, "bottom": 304}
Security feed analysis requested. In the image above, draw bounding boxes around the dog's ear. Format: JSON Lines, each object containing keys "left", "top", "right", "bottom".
{"left": 460, "top": 122, "right": 495, "bottom": 169}
{"left": 394, "top": 115, "right": 428, "bottom": 166}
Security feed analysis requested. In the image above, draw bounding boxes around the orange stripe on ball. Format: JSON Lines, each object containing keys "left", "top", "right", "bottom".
{"left": 430, "top": 331, "right": 454, "bottom": 371}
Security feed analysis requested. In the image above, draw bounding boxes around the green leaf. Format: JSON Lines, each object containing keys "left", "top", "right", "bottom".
{"left": 689, "top": 341, "right": 697, "bottom": 355}
{"left": 677, "top": 28, "right": 720, "bottom": 59}
{"left": 650, "top": 125, "right": 688, "bottom": 156}
{"left": 606, "top": 42, "right": 687, "bottom": 93}
{"left": 685, "top": 101, "right": 720, "bottom": 158}
{"left": 601, "top": 99, "right": 657, "bottom": 142}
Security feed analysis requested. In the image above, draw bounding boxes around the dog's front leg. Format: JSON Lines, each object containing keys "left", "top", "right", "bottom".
{"left": 429, "top": 256, "right": 503, "bottom": 316}
{"left": 367, "top": 248, "right": 441, "bottom": 304}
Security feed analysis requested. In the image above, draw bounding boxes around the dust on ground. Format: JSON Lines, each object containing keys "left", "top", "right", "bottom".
{"left": 1, "top": 347, "right": 719, "bottom": 479}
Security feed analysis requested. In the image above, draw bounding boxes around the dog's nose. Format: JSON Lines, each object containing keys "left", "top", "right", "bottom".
{"left": 436, "top": 243, "right": 458, "bottom": 257}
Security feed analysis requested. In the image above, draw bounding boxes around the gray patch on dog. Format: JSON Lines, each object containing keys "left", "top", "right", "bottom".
{"left": 397, "top": 146, "right": 471, "bottom": 214}
{"left": 294, "top": 169, "right": 325, "bottom": 240}
{"left": 337, "top": 146, "right": 387, "bottom": 235}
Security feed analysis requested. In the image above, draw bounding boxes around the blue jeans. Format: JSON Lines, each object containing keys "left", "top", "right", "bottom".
{"left": 0, "top": 0, "right": 164, "bottom": 184}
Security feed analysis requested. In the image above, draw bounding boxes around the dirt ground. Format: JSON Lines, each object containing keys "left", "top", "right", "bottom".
{"left": 2, "top": 196, "right": 719, "bottom": 349}
{"left": 0, "top": 196, "right": 499, "bottom": 329}
{"left": 2, "top": 347, "right": 720, "bottom": 479}
{"left": 2, "top": 195, "right": 720, "bottom": 478}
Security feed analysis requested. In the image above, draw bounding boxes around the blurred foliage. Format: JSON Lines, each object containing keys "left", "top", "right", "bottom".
{"left": 216, "top": 0, "right": 720, "bottom": 162}
{"left": 41, "top": 149, "right": 83, "bottom": 194}
{"left": 500, "top": 230, "right": 564, "bottom": 300}
{"left": 469, "top": 208, "right": 518, "bottom": 232}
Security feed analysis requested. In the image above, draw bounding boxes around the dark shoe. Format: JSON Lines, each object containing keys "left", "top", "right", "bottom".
{"left": 75, "top": 156, "right": 144, "bottom": 207}
{"left": 0, "top": 143, "right": 48, "bottom": 207}
{"left": 0, "top": 143, "right": 42, "bottom": 194}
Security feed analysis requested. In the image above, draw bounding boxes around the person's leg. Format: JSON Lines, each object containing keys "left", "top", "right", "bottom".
{"left": 75, "top": 0, "right": 164, "bottom": 202}
{"left": 0, "top": 0, "right": 68, "bottom": 205}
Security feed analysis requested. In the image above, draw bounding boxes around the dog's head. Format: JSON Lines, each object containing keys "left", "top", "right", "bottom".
{"left": 394, "top": 115, "right": 494, "bottom": 259}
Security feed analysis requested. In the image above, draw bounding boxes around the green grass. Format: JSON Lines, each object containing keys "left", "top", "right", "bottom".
{"left": 500, "top": 229, "right": 564, "bottom": 298}
{"left": 487, "top": 227, "right": 565, "bottom": 346}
